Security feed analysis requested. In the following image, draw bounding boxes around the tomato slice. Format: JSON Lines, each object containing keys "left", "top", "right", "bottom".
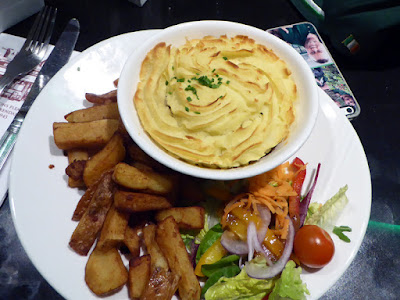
{"left": 288, "top": 157, "right": 306, "bottom": 231}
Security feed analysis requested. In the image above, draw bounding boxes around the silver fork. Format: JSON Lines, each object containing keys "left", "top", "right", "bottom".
{"left": 0, "top": 5, "right": 57, "bottom": 95}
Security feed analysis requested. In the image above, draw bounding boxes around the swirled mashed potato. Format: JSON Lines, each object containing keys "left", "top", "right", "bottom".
{"left": 134, "top": 35, "right": 297, "bottom": 168}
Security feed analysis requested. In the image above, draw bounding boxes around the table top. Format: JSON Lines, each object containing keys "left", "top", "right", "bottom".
{"left": 1, "top": 1, "right": 399, "bottom": 299}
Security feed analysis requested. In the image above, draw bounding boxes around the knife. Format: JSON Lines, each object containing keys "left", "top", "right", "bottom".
{"left": 0, "top": 18, "right": 80, "bottom": 171}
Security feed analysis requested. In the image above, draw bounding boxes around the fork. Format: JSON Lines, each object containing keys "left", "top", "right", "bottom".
{"left": 0, "top": 6, "right": 57, "bottom": 95}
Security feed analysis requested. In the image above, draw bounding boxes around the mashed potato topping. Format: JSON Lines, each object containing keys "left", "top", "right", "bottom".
{"left": 134, "top": 35, "right": 297, "bottom": 168}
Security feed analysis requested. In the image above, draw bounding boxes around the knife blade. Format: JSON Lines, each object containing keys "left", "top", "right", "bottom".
{"left": 0, "top": 18, "right": 80, "bottom": 171}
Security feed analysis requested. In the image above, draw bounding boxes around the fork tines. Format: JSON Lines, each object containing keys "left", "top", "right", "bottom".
{"left": 23, "top": 6, "right": 57, "bottom": 55}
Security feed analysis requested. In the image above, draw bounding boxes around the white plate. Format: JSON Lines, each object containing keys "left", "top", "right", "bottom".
{"left": 9, "top": 30, "right": 371, "bottom": 300}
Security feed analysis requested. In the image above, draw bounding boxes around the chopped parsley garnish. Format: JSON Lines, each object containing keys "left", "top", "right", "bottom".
{"left": 226, "top": 80, "right": 230, "bottom": 84}
{"left": 172, "top": 66, "right": 175, "bottom": 70}
{"left": 333, "top": 226, "right": 352, "bottom": 243}
{"left": 212, "top": 68, "right": 216, "bottom": 73}
{"left": 223, "top": 56, "right": 228, "bottom": 60}
{"left": 185, "top": 85, "right": 199, "bottom": 99}
{"left": 185, "top": 106, "right": 189, "bottom": 112}
{"left": 177, "top": 78, "right": 185, "bottom": 82}
{"left": 186, "top": 97, "right": 192, "bottom": 102}
{"left": 165, "top": 80, "right": 169, "bottom": 85}
{"left": 195, "top": 75, "right": 223, "bottom": 89}
{"left": 194, "top": 111, "right": 201, "bottom": 114}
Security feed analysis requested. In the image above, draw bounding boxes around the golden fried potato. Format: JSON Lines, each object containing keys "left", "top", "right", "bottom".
{"left": 113, "top": 163, "right": 174, "bottom": 195}
{"left": 97, "top": 205, "right": 130, "bottom": 250}
{"left": 64, "top": 102, "right": 119, "bottom": 122}
{"left": 67, "top": 149, "right": 89, "bottom": 188}
{"left": 83, "top": 133, "right": 125, "bottom": 187}
{"left": 156, "top": 216, "right": 201, "bottom": 300}
{"left": 155, "top": 206, "right": 205, "bottom": 230}
{"left": 53, "top": 119, "right": 119, "bottom": 150}
{"left": 141, "top": 268, "right": 180, "bottom": 300}
{"left": 85, "top": 90, "right": 117, "bottom": 105}
{"left": 124, "top": 225, "right": 142, "bottom": 257}
{"left": 85, "top": 246, "right": 128, "bottom": 296}
{"left": 69, "top": 172, "right": 115, "bottom": 255}
{"left": 72, "top": 177, "right": 102, "bottom": 221}
{"left": 128, "top": 255, "right": 151, "bottom": 299}
{"left": 142, "top": 224, "right": 168, "bottom": 271}
{"left": 114, "top": 190, "right": 172, "bottom": 213}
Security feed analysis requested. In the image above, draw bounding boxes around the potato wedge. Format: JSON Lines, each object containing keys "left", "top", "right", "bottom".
{"left": 69, "top": 172, "right": 115, "bottom": 255}
{"left": 97, "top": 205, "right": 130, "bottom": 250}
{"left": 53, "top": 119, "right": 119, "bottom": 150}
{"left": 128, "top": 255, "right": 151, "bottom": 299}
{"left": 141, "top": 268, "right": 180, "bottom": 300}
{"left": 124, "top": 225, "right": 142, "bottom": 257}
{"left": 85, "top": 90, "right": 117, "bottom": 105}
{"left": 71, "top": 172, "right": 111, "bottom": 221}
{"left": 83, "top": 133, "right": 125, "bottom": 187}
{"left": 113, "top": 163, "right": 174, "bottom": 195}
{"left": 156, "top": 216, "right": 201, "bottom": 300}
{"left": 155, "top": 207, "right": 205, "bottom": 230}
{"left": 67, "top": 149, "right": 89, "bottom": 188}
{"left": 142, "top": 224, "right": 169, "bottom": 271}
{"left": 85, "top": 246, "right": 128, "bottom": 296}
{"left": 114, "top": 190, "right": 172, "bottom": 213}
{"left": 65, "top": 102, "right": 119, "bottom": 122}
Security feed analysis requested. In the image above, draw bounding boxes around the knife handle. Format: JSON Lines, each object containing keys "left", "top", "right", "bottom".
{"left": 0, "top": 114, "right": 24, "bottom": 171}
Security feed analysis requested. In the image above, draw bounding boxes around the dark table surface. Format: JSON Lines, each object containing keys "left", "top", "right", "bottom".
{"left": 1, "top": 0, "right": 400, "bottom": 299}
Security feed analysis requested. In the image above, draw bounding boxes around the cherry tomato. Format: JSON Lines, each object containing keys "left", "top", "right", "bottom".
{"left": 293, "top": 225, "right": 335, "bottom": 268}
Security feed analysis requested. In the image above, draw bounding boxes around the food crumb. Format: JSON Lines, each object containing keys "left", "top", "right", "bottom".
{"left": 49, "top": 164, "right": 55, "bottom": 169}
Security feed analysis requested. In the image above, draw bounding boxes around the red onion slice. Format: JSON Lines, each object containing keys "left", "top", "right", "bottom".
{"left": 299, "top": 163, "right": 321, "bottom": 226}
{"left": 257, "top": 205, "right": 271, "bottom": 244}
{"left": 220, "top": 230, "right": 249, "bottom": 255}
{"left": 245, "top": 218, "right": 295, "bottom": 279}
{"left": 247, "top": 222, "right": 273, "bottom": 266}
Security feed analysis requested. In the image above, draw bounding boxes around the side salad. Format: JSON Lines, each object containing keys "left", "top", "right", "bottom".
{"left": 184, "top": 157, "right": 350, "bottom": 300}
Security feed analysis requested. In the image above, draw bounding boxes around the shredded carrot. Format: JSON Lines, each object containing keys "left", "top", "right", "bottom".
{"left": 222, "top": 162, "right": 302, "bottom": 240}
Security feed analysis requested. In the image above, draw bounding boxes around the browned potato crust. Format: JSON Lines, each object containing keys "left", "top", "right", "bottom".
{"left": 85, "top": 246, "right": 128, "bottom": 296}
{"left": 141, "top": 268, "right": 180, "bottom": 300}
{"left": 69, "top": 172, "right": 115, "bottom": 255}
{"left": 155, "top": 206, "right": 205, "bottom": 229}
{"left": 53, "top": 119, "right": 119, "bottom": 150}
{"left": 97, "top": 205, "right": 130, "bottom": 250}
{"left": 67, "top": 149, "right": 89, "bottom": 187}
{"left": 142, "top": 224, "right": 169, "bottom": 271}
{"left": 113, "top": 163, "right": 174, "bottom": 195}
{"left": 156, "top": 216, "right": 201, "bottom": 300}
{"left": 114, "top": 190, "right": 172, "bottom": 213}
{"left": 128, "top": 255, "right": 151, "bottom": 299}
{"left": 65, "top": 102, "right": 119, "bottom": 122}
{"left": 83, "top": 133, "right": 125, "bottom": 187}
{"left": 124, "top": 225, "right": 142, "bottom": 257}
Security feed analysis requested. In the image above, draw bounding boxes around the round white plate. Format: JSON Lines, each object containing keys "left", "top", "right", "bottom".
{"left": 9, "top": 29, "right": 371, "bottom": 300}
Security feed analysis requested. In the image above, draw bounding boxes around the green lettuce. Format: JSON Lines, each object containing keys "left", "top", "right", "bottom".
{"left": 269, "top": 261, "right": 309, "bottom": 300}
{"left": 204, "top": 268, "right": 275, "bottom": 300}
{"left": 196, "top": 223, "right": 223, "bottom": 263}
{"left": 305, "top": 185, "right": 349, "bottom": 230}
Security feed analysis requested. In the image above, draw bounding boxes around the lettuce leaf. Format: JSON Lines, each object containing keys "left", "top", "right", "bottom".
{"left": 201, "top": 255, "right": 241, "bottom": 297}
{"left": 196, "top": 223, "right": 223, "bottom": 263}
{"left": 269, "top": 261, "right": 309, "bottom": 300}
{"left": 305, "top": 185, "right": 349, "bottom": 231}
{"left": 204, "top": 268, "right": 275, "bottom": 300}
